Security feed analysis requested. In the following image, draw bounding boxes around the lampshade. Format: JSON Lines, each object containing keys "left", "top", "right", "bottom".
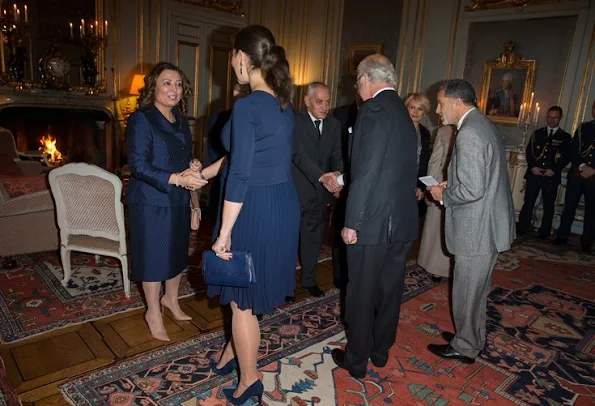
{"left": 129, "top": 74, "right": 145, "bottom": 96}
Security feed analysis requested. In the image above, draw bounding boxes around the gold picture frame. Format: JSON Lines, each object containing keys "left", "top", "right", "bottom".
{"left": 348, "top": 43, "right": 382, "bottom": 77}
{"left": 479, "top": 41, "right": 536, "bottom": 125}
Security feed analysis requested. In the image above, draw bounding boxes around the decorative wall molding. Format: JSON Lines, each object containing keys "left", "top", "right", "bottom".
{"left": 465, "top": 0, "right": 577, "bottom": 12}
{"left": 172, "top": 0, "right": 245, "bottom": 16}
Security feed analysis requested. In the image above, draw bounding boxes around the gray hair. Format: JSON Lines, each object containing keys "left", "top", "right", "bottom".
{"left": 357, "top": 54, "right": 398, "bottom": 87}
{"left": 306, "top": 81, "right": 328, "bottom": 97}
{"left": 439, "top": 79, "right": 477, "bottom": 106}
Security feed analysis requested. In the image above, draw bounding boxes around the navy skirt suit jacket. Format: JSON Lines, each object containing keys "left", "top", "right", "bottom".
{"left": 126, "top": 106, "right": 193, "bottom": 281}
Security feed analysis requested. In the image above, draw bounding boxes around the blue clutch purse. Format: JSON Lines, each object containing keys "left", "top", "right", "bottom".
{"left": 202, "top": 250, "right": 255, "bottom": 287}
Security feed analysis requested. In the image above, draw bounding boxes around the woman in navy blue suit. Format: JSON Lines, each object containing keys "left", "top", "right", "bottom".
{"left": 126, "top": 62, "right": 207, "bottom": 342}
{"left": 202, "top": 25, "right": 300, "bottom": 404}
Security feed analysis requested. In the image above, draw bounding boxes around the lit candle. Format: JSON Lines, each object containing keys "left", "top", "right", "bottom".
{"left": 13, "top": 4, "right": 16, "bottom": 16}
{"left": 24, "top": 5, "right": 27, "bottom": 22}
{"left": 104, "top": 20, "right": 107, "bottom": 36}
{"left": 79, "top": 24, "right": 83, "bottom": 39}
{"left": 95, "top": 20, "right": 98, "bottom": 36}
{"left": 518, "top": 103, "right": 524, "bottom": 124}
{"left": 81, "top": 19, "right": 85, "bottom": 35}
{"left": 16, "top": 8, "right": 19, "bottom": 21}
{"left": 533, "top": 103, "right": 540, "bottom": 127}
{"left": 69, "top": 22, "right": 73, "bottom": 39}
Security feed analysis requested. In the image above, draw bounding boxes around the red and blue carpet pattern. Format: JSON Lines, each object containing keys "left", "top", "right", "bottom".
{"left": 59, "top": 241, "right": 595, "bottom": 405}
{"left": 0, "top": 228, "right": 332, "bottom": 343}
{"left": 0, "top": 357, "right": 20, "bottom": 406}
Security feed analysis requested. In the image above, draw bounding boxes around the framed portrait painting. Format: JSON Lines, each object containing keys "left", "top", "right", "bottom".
{"left": 348, "top": 44, "right": 382, "bottom": 77}
{"left": 478, "top": 42, "right": 536, "bottom": 125}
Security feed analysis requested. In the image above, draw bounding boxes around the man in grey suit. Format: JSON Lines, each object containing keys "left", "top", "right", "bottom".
{"left": 427, "top": 79, "right": 515, "bottom": 363}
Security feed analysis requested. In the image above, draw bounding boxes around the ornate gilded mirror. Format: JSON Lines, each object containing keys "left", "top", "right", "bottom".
{"left": 0, "top": 0, "right": 106, "bottom": 92}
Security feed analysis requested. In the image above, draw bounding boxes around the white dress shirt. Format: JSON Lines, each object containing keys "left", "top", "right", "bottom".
{"left": 307, "top": 111, "right": 323, "bottom": 134}
{"left": 457, "top": 107, "right": 476, "bottom": 130}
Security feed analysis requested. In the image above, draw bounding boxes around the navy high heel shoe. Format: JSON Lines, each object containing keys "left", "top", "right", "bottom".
{"left": 223, "top": 379, "right": 264, "bottom": 405}
{"left": 210, "top": 358, "right": 237, "bottom": 375}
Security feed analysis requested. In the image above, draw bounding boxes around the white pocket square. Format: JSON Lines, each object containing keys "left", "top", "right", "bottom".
{"left": 348, "top": 126, "right": 353, "bottom": 134}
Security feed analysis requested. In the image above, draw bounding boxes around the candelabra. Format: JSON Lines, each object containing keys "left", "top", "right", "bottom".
{"left": 0, "top": 3, "right": 29, "bottom": 84}
{"left": 516, "top": 91, "right": 540, "bottom": 153}
{"left": 70, "top": 19, "right": 108, "bottom": 91}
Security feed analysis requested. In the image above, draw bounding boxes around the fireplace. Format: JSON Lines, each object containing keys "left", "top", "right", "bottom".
{"left": 0, "top": 92, "right": 119, "bottom": 171}
{"left": 0, "top": 106, "right": 111, "bottom": 167}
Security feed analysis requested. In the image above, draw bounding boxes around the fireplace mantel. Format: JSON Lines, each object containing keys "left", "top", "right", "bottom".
{"left": 0, "top": 89, "right": 116, "bottom": 118}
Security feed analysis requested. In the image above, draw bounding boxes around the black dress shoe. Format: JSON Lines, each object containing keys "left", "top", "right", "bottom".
{"left": 369, "top": 356, "right": 387, "bottom": 368}
{"left": 537, "top": 234, "right": 549, "bottom": 241}
{"left": 427, "top": 344, "right": 475, "bottom": 364}
{"left": 430, "top": 275, "right": 443, "bottom": 283}
{"left": 582, "top": 245, "right": 592, "bottom": 254}
{"left": 441, "top": 331, "right": 455, "bottom": 342}
{"left": 305, "top": 285, "right": 325, "bottom": 297}
{"left": 285, "top": 296, "right": 295, "bottom": 303}
{"left": 331, "top": 348, "right": 365, "bottom": 379}
{"left": 553, "top": 238, "right": 567, "bottom": 246}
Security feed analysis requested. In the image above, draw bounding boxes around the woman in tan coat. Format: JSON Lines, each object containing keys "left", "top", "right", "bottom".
{"left": 417, "top": 124, "right": 456, "bottom": 281}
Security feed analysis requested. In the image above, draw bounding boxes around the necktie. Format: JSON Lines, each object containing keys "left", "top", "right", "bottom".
{"left": 314, "top": 120, "right": 321, "bottom": 137}
{"left": 549, "top": 129, "right": 554, "bottom": 139}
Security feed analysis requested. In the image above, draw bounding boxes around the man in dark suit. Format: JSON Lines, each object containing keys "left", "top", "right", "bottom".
{"left": 292, "top": 81, "right": 343, "bottom": 297}
{"left": 518, "top": 106, "right": 571, "bottom": 240}
{"left": 427, "top": 79, "right": 515, "bottom": 363}
{"left": 554, "top": 100, "right": 595, "bottom": 253}
{"left": 332, "top": 98, "right": 360, "bottom": 288}
{"left": 331, "top": 54, "right": 418, "bottom": 378}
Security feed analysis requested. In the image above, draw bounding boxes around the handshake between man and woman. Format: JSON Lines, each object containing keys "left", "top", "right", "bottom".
{"left": 320, "top": 171, "right": 343, "bottom": 196}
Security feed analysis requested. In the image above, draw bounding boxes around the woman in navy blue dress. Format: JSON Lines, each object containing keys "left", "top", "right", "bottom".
{"left": 126, "top": 62, "right": 207, "bottom": 342}
{"left": 202, "top": 25, "right": 300, "bottom": 404}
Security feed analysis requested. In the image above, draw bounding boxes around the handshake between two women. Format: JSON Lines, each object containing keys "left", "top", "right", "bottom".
{"left": 176, "top": 158, "right": 208, "bottom": 191}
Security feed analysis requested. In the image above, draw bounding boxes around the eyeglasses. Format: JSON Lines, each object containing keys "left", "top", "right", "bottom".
{"left": 353, "top": 74, "right": 364, "bottom": 90}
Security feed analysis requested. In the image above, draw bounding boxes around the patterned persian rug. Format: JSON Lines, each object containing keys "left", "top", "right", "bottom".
{"left": 59, "top": 241, "right": 595, "bottom": 405}
{"left": 0, "top": 226, "right": 332, "bottom": 343}
{"left": 0, "top": 357, "right": 20, "bottom": 406}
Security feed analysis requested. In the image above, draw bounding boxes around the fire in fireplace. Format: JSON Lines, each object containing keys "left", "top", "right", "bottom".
{"left": 0, "top": 106, "right": 111, "bottom": 168}
{"left": 39, "top": 133, "right": 64, "bottom": 166}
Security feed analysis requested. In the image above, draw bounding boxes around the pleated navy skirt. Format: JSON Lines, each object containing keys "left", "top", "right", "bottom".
{"left": 128, "top": 204, "right": 190, "bottom": 282}
{"left": 207, "top": 180, "right": 300, "bottom": 315}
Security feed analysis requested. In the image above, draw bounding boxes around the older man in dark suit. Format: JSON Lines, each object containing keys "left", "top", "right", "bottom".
{"left": 428, "top": 79, "right": 515, "bottom": 363}
{"left": 331, "top": 54, "right": 418, "bottom": 379}
{"left": 292, "top": 82, "right": 343, "bottom": 298}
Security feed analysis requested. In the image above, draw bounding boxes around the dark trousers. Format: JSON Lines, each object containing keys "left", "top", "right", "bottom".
{"left": 332, "top": 197, "right": 347, "bottom": 286}
{"left": 344, "top": 240, "right": 413, "bottom": 375}
{"left": 518, "top": 173, "right": 559, "bottom": 236}
{"left": 556, "top": 174, "right": 595, "bottom": 248}
{"left": 299, "top": 200, "right": 327, "bottom": 288}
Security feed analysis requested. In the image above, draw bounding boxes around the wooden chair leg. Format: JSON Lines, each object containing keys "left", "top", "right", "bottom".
{"left": 60, "top": 247, "right": 72, "bottom": 286}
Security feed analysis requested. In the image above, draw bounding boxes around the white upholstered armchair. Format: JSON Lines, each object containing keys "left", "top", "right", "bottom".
{"left": 48, "top": 163, "right": 130, "bottom": 298}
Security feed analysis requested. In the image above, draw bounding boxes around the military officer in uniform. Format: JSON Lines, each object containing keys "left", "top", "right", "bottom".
{"left": 517, "top": 106, "right": 571, "bottom": 240}
{"left": 554, "top": 100, "right": 595, "bottom": 253}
